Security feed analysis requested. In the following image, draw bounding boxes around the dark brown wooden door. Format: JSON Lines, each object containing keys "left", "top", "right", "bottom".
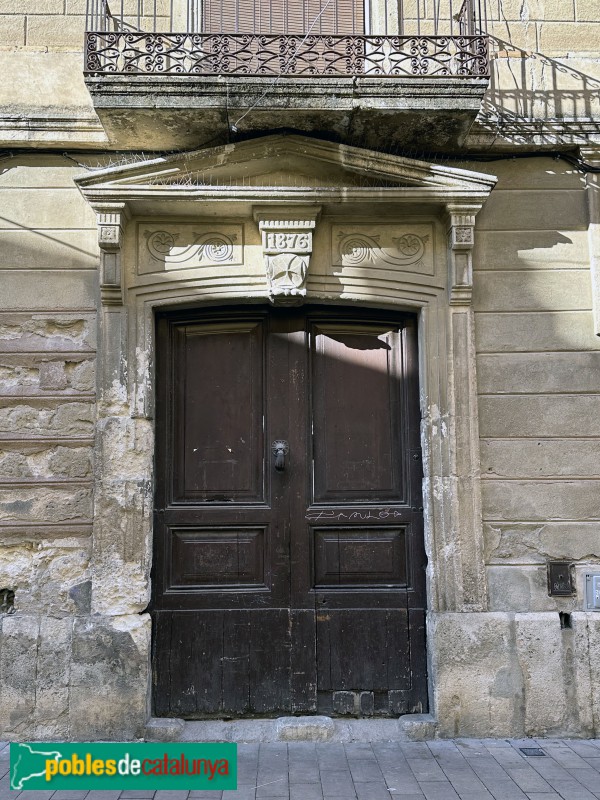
{"left": 152, "top": 306, "right": 426, "bottom": 718}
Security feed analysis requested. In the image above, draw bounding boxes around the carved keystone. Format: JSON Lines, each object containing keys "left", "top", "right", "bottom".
{"left": 254, "top": 206, "right": 321, "bottom": 305}
{"left": 93, "top": 202, "right": 130, "bottom": 306}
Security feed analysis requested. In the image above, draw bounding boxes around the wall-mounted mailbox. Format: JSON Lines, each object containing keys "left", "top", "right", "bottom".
{"left": 547, "top": 562, "right": 574, "bottom": 596}
{"left": 585, "top": 574, "right": 600, "bottom": 610}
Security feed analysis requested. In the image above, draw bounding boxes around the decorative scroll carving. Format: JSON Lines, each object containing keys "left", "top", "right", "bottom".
{"left": 254, "top": 207, "right": 321, "bottom": 305}
{"left": 85, "top": 32, "right": 489, "bottom": 78}
{"left": 446, "top": 204, "right": 481, "bottom": 305}
{"left": 337, "top": 230, "right": 430, "bottom": 269}
{"left": 138, "top": 224, "right": 243, "bottom": 273}
{"left": 94, "top": 203, "right": 130, "bottom": 306}
{"left": 145, "top": 230, "right": 236, "bottom": 264}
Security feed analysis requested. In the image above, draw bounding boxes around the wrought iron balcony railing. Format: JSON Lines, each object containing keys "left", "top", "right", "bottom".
{"left": 85, "top": 0, "right": 489, "bottom": 78}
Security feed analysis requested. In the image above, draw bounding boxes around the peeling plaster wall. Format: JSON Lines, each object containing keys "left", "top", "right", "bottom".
{"left": 0, "top": 158, "right": 150, "bottom": 740}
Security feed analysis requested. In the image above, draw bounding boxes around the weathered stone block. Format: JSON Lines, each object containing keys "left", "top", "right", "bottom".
{"left": 473, "top": 230, "right": 589, "bottom": 271}
{"left": 98, "top": 417, "right": 153, "bottom": 482}
{"left": 3, "top": 0, "right": 64, "bottom": 10}
{"left": 476, "top": 190, "right": 587, "bottom": 231}
{"left": 145, "top": 717, "right": 185, "bottom": 742}
{"left": 474, "top": 311, "right": 598, "bottom": 352}
{"left": 473, "top": 271, "right": 592, "bottom": 312}
{"left": 487, "top": 565, "right": 557, "bottom": 611}
{"left": 0, "top": 487, "right": 93, "bottom": 523}
{"left": 25, "top": 14, "right": 86, "bottom": 48}
{"left": 480, "top": 439, "right": 600, "bottom": 479}
{"left": 429, "top": 612, "right": 524, "bottom": 737}
{"left": 484, "top": 521, "right": 600, "bottom": 564}
{"left": 0, "top": 229, "right": 98, "bottom": 270}
{"left": 576, "top": 0, "right": 599, "bottom": 21}
{"left": 478, "top": 395, "right": 600, "bottom": 437}
{"left": 0, "top": 355, "right": 95, "bottom": 395}
{"left": 38, "top": 360, "right": 67, "bottom": 391}
{"left": 0, "top": 189, "right": 96, "bottom": 230}
{"left": 0, "top": 15, "right": 25, "bottom": 46}
{"left": 477, "top": 352, "right": 600, "bottom": 394}
{"left": 35, "top": 617, "right": 72, "bottom": 731}
{"left": 482, "top": 480, "right": 600, "bottom": 521}
{"left": 585, "top": 613, "right": 600, "bottom": 733}
{"left": 0, "top": 52, "right": 97, "bottom": 116}
{"left": 487, "top": 17, "right": 539, "bottom": 52}
{"left": 538, "top": 21, "right": 600, "bottom": 53}
{"left": 0, "top": 444, "right": 92, "bottom": 480}
{"left": 515, "top": 612, "right": 593, "bottom": 737}
{"left": 0, "top": 272, "right": 97, "bottom": 312}
{"left": 276, "top": 716, "right": 334, "bottom": 741}
{"left": 69, "top": 615, "right": 150, "bottom": 740}
{"left": 0, "top": 615, "right": 39, "bottom": 737}
{"left": 0, "top": 401, "right": 95, "bottom": 436}
{"left": 499, "top": 0, "right": 575, "bottom": 21}
{"left": 0, "top": 314, "right": 96, "bottom": 353}
{"left": 0, "top": 542, "right": 91, "bottom": 616}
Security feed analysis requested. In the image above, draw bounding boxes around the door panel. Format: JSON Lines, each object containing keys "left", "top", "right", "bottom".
{"left": 311, "top": 323, "right": 404, "bottom": 503}
{"left": 152, "top": 306, "right": 426, "bottom": 718}
{"left": 173, "top": 320, "right": 264, "bottom": 503}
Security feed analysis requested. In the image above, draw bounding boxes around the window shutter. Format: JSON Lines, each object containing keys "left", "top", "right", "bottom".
{"left": 203, "top": 0, "right": 365, "bottom": 34}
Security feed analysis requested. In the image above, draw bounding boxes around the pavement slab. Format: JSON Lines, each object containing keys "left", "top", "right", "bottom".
{"left": 1, "top": 739, "right": 600, "bottom": 800}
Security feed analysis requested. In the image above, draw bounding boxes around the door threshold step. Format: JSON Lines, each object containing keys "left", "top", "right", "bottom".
{"left": 144, "top": 714, "right": 437, "bottom": 743}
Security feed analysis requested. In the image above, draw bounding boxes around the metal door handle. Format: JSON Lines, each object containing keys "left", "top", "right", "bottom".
{"left": 272, "top": 440, "right": 289, "bottom": 471}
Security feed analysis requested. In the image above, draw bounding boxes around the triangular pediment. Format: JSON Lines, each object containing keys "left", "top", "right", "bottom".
{"left": 76, "top": 134, "right": 496, "bottom": 202}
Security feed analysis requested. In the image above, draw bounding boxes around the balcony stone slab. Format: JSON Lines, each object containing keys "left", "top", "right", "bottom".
{"left": 85, "top": 74, "right": 490, "bottom": 151}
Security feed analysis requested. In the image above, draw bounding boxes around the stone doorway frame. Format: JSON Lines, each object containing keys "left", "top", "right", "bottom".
{"left": 75, "top": 135, "right": 496, "bottom": 737}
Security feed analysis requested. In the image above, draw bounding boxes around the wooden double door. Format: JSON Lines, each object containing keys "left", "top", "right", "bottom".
{"left": 152, "top": 305, "right": 427, "bottom": 718}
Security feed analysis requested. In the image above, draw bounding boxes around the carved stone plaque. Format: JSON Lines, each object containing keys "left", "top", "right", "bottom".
{"left": 138, "top": 224, "right": 244, "bottom": 274}
{"left": 332, "top": 224, "right": 434, "bottom": 275}
{"left": 254, "top": 207, "right": 321, "bottom": 305}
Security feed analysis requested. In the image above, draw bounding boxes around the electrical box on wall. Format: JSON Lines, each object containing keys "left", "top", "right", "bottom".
{"left": 547, "top": 562, "right": 574, "bottom": 596}
{"left": 585, "top": 574, "right": 600, "bottom": 610}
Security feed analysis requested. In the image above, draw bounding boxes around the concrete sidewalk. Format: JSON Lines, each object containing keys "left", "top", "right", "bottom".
{"left": 1, "top": 738, "right": 600, "bottom": 800}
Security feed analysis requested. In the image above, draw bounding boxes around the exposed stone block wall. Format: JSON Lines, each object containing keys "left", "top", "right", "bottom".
{"left": 0, "top": 155, "right": 150, "bottom": 740}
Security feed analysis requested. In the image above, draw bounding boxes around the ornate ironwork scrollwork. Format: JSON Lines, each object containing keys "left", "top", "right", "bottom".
{"left": 85, "top": 32, "right": 489, "bottom": 78}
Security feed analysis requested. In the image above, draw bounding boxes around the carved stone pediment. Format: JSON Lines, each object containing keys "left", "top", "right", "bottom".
{"left": 254, "top": 207, "right": 321, "bottom": 305}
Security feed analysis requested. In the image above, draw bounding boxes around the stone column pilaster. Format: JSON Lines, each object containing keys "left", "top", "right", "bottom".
{"left": 436, "top": 203, "right": 487, "bottom": 611}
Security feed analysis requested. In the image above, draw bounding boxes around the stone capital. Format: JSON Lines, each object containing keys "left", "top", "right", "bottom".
{"left": 253, "top": 206, "right": 321, "bottom": 305}
{"left": 445, "top": 203, "right": 482, "bottom": 306}
{"left": 92, "top": 202, "right": 131, "bottom": 306}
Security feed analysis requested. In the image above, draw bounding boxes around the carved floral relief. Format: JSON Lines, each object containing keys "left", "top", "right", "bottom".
{"left": 138, "top": 224, "right": 244, "bottom": 274}
{"left": 332, "top": 224, "right": 434, "bottom": 275}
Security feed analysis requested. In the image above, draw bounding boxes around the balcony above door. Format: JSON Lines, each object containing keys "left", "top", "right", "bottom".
{"left": 84, "top": 0, "right": 490, "bottom": 151}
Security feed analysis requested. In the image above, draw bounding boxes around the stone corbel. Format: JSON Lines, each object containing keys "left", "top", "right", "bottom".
{"left": 446, "top": 204, "right": 481, "bottom": 305}
{"left": 254, "top": 206, "right": 321, "bottom": 305}
{"left": 94, "top": 202, "right": 130, "bottom": 306}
